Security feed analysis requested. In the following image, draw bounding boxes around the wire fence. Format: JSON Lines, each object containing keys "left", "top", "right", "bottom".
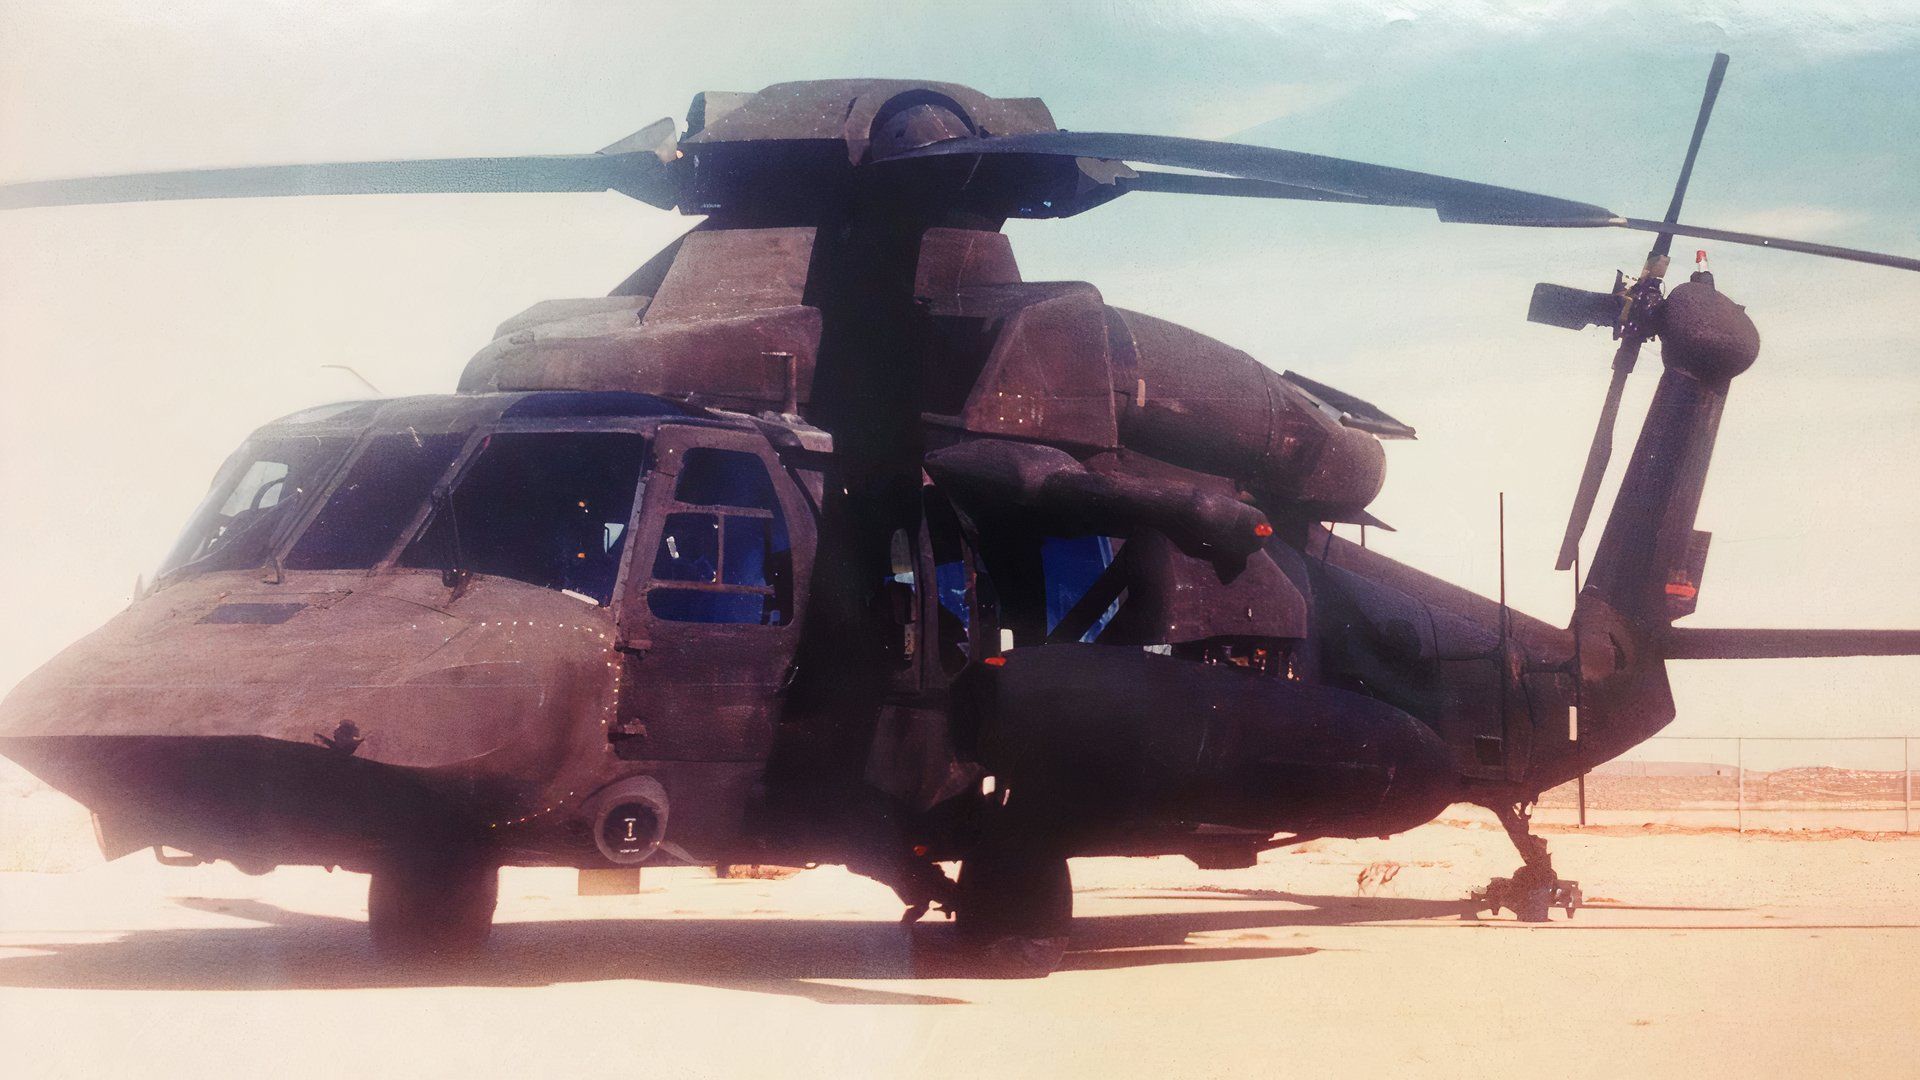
{"left": 1536, "top": 736, "right": 1915, "bottom": 833}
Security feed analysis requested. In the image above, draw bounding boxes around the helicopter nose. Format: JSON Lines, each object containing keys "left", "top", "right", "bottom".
{"left": 0, "top": 576, "right": 624, "bottom": 865}
{"left": 0, "top": 576, "right": 620, "bottom": 772}
{"left": 0, "top": 629, "right": 540, "bottom": 771}
{"left": 0, "top": 730, "right": 495, "bottom": 868}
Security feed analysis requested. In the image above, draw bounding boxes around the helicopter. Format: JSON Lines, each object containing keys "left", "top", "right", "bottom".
{"left": 3, "top": 56, "right": 1918, "bottom": 976}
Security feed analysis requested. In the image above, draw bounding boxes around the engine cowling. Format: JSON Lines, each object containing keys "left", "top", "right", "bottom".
{"left": 1109, "top": 308, "right": 1389, "bottom": 518}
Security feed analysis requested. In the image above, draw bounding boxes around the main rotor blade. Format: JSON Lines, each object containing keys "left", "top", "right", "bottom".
{"left": 1119, "top": 170, "right": 1420, "bottom": 208}
{"left": 1616, "top": 217, "right": 1920, "bottom": 272}
{"left": 0, "top": 152, "right": 679, "bottom": 211}
{"left": 892, "top": 129, "right": 1920, "bottom": 271}
{"left": 1665, "top": 627, "right": 1920, "bottom": 660}
{"left": 1554, "top": 360, "right": 1633, "bottom": 571}
{"left": 891, "top": 130, "right": 1619, "bottom": 225}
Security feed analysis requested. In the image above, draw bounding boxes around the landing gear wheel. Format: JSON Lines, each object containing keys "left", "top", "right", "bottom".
{"left": 1473, "top": 871, "right": 1584, "bottom": 922}
{"left": 955, "top": 841, "right": 1072, "bottom": 978}
{"left": 1511, "top": 877, "right": 1554, "bottom": 923}
{"left": 368, "top": 854, "right": 499, "bottom": 962}
{"left": 1472, "top": 802, "right": 1583, "bottom": 922}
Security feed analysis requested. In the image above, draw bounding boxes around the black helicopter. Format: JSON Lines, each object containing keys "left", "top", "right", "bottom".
{"left": 2, "top": 56, "right": 1916, "bottom": 975}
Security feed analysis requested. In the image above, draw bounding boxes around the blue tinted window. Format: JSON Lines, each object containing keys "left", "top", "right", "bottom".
{"left": 935, "top": 561, "right": 970, "bottom": 628}
{"left": 723, "top": 516, "right": 777, "bottom": 586}
{"left": 1042, "top": 535, "right": 1115, "bottom": 639}
{"left": 646, "top": 447, "right": 791, "bottom": 626}
{"left": 652, "top": 513, "right": 719, "bottom": 583}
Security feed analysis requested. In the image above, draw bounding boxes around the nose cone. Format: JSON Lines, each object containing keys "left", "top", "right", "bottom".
{"left": 0, "top": 573, "right": 618, "bottom": 771}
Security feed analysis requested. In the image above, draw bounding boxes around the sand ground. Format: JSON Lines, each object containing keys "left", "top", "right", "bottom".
{"left": 1, "top": 794, "right": 1915, "bottom": 1080}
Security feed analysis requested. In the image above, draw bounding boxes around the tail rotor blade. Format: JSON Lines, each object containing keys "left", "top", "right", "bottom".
{"left": 1555, "top": 361, "right": 1634, "bottom": 571}
{"left": 1649, "top": 52, "right": 1729, "bottom": 261}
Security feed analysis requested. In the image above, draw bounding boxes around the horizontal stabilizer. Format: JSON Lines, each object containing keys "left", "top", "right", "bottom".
{"left": 1664, "top": 627, "right": 1920, "bottom": 660}
{"left": 597, "top": 118, "right": 680, "bottom": 162}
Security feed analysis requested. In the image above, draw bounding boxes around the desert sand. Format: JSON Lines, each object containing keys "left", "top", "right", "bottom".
{"left": 2, "top": 764, "right": 1916, "bottom": 1080}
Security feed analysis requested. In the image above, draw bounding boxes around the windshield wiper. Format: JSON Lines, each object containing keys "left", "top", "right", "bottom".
{"left": 432, "top": 486, "right": 471, "bottom": 594}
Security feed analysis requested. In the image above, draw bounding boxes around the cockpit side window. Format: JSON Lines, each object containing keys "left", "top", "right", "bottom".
{"left": 286, "top": 432, "right": 465, "bottom": 570}
{"left": 398, "top": 432, "right": 649, "bottom": 604}
{"left": 644, "top": 447, "right": 792, "bottom": 625}
{"left": 159, "top": 434, "right": 355, "bottom": 578}
{"left": 673, "top": 447, "right": 780, "bottom": 509}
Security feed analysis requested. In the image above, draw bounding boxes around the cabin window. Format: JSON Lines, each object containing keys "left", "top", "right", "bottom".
{"left": 878, "top": 527, "right": 919, "bottom": 667}
{"left": 924, "top": 490, "right": 984, "bottom": 673}
{"left": 1042, "top": 534, "right": 1117, "bottom": 639}
{"left": 644, "top": 448, "right": 791, "bottom": 625}
{"left": 287, "top": 432, "right": 466, "bottom": 570}
{"left": 398, "top": 432, "right": 648, "bottom": 604}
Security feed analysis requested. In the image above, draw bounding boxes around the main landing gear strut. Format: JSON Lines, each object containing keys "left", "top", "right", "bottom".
{"left": 1473, "top": 801, "right": 1582, "bottom": 922}
{"left": 879, "top": 822, "right": 1074, "bottom": 978}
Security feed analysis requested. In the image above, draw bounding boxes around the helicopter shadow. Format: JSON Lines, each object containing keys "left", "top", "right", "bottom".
{"left": 1101, "top": 887, "right": 1920, "bottom": 933}
{"left": 0, "top": 894, "right": 1376, "bottom": 1005}
{"left": 1105, "top": 887, "right": 1749, "bottom": 918}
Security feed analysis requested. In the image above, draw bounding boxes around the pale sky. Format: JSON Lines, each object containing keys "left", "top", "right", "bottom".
{"left": 1, "top": 1, "right": 1916, "bottom": 764}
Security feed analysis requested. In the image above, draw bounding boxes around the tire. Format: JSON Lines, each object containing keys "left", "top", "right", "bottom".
{"left": 955, "top": 838, "right": 1073, "bottom": 978}
{"left": 368, "top": 854, "right": 499, "bottom": 962}
{"left": 1511, "top": 883, "right": 1554, "bottom": 923}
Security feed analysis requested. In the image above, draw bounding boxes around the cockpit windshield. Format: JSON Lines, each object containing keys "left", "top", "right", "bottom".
{"left": 399, "top": 432, "right": 649, "bottom": 604}
{"left": 156, "top": 402, "right": 654, "bottom": 600}
{"left": 158, "top": 434, "right": 355, "bottom": 579}
{"left": 285, "top": 431, "right": 466, "bottom": 570}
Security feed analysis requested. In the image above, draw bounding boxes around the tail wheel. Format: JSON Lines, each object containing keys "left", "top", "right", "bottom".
{"left": 955, "top": 838, "right": 1073, "bottom": 977}
{"left": 367, "top": 854, "right": 499, "bottom": 961}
